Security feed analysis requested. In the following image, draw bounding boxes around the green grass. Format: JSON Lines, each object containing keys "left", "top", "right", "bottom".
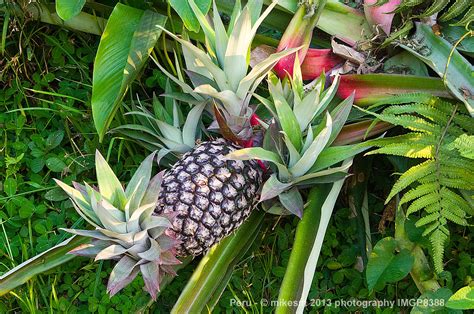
{"left": 1, "top": 11, "right": 472, "bottom": 314}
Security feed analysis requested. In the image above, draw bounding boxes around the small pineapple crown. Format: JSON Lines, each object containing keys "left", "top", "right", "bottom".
{"left": 115, "top": 84, "right": 206, "bottom": 163}
{"left": 226, "top": 59, "right": 355, "bottom": 217}
{"left": 55, "top": 151, "right": 180, "bottom": 300}
{"left": 153, "top": 0, "right": 299, "bottom": 143}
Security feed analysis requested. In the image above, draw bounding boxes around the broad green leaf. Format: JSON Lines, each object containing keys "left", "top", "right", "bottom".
{"left": 95, "top": 150, "right": 127, "bottom": 209}
{"left": 169, "top": 0, "right": 211, "bottom": 33}
{"left": 446, "top": 286, "right": 474, "bottom": 310}
{"left": 400, "top": 23, "right": 474, "bottom": 116}
{"left": 337, "top": 74, "right": 452, "bottom": 106}
{"left": 3, "top": 177, "right": 17, "bottom": 196}
{"left": 0, "top": 236, "right": 87, "bottom": 296}
{"left": 92, "top": 4, "right": 166, "bottom": 141}
{"left": 46, "top": 157, "right": 67, "bottom": 172}
{"left": 366, "top": 237, "right": 414, "bottom": 292}
{"left": 56, "top": 0, "right": 86, "bottom": 21}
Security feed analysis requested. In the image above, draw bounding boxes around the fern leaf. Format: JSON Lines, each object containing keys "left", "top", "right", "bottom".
{"left": 429, "top": 228, "right": 449, "bottom": 274}
{"left": 417, "top": 0, "right": 450, "bottom": 18}
{"left": 399, "top": 183, "right": 439, "bottom": 206}
{"left": 448, "top": 134, "right": 474, "bottom": 159}
{"left": 422, "top": 221, "right": 440, "bottom": 236}
{"left": 387, "top": 160, "right": 436, "bottom": 201}
{"left": 439, "top": 0, "right": 472, "bottom": 22}
{"left": 452, "top": 5, "right": 474, "bottom": 27}
{"left": 368, "top": 143, "right": 434, "bottom": 158}
{"left": 415, "top": 212, "right": 441, "bottom": 227}
{"left": 440, "top": 204, "right": 468, "bottom": 226}
{"left": 440, "top": 176, "right": 473, "bottom": 190}
{"left": 453, "top": 114, "right": 474, "bottom": 133}
{"left": 407, "top": 192, "right": 440, "bottom": 216}
{"left": 367, "top": 133, "right": 429, "bottom": 148}
{"left": 383, "top": 103, "right": 450, "bottom": 125}
{"left": 369, "top": 96, "right": 471, "bottom": 273}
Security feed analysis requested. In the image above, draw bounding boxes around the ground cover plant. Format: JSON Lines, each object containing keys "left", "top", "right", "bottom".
{"left": 1, "top": 0, "right": 473, "bottom": 312}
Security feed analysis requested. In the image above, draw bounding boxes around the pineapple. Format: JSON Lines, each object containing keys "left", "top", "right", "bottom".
{"left": 156, "top": 138, "right": 263, "bottom": 256}
{"left": 149, "top": 0, "right": 297, "bottom": 254}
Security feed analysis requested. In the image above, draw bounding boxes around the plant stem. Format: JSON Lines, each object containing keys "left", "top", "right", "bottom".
{"left": 276, "top": 185, "right": 331, "bottom": 314}
{"left": 394, "top": 203, "right": 441, "bottom": 294}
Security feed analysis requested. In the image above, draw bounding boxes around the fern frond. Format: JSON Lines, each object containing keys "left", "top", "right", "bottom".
{"left": 368, "top": 143, "right": 434, "bottom": 158}
{"left": 452, "top": 5, "right": 474, "bottom": 27}
{"left": 429, "top": 228, "right": 449, "bottom": 274}
{"left": 406, "top": 192, "right": 440, "bottom": 215}
{"left": 416, "top": 212, "right": 441, "bottom": 227}
{"left": 453, "top": 114, "right": 474, "bottom": 133}
{"left": 367, "top": 133, "right": 429, "bottom": 148}
{"left": 370, "top": 96, "right": 473, "bottom": 273}
{"left": 399, "top": 183, "right": 439, "bottom": 206}
{"left": 439, "top": 0, "right": 472, "bottom": 22}
{"left": 387, "top": 160, "right": 436, "bottom": 201}
{"left": 383, "top": 103, "right": 450, "bottom": 125}
{"left": 448, "top": 134, "right": 474, "bottom": 159}
{"left": 417, "top": 0, "right": 450, "bottom": 17}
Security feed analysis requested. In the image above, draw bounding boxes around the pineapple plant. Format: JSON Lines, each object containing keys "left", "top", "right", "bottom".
{"left": 121, "top": 1, "right": 298, "bottom": 256}
{"left": 55, "top": 151, "right": 180, "bottom": 299}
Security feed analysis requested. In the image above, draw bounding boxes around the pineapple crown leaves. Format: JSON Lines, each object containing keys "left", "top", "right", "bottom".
{"left": 154, "top": 0, "right": 300, "bottom": 141}
{"left": 55, "top": 150, "right": 181, "bottom": 300}
{"left": 113, "top": 81, "right": 206, "bottom": 163}
{"left": 226, "top": 61, "right": 358, "bottom": 217}
{"left": 359, "top": 94, "right": 474, "bottom": 273}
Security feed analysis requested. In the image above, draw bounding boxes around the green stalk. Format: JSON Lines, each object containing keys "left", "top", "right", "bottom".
{"left": 276, "top": 164, "right": 350, "bottom": 313}
{"left": 171, "top": 210, "right": 265, "bottom": 313}
{"left": 4, "top": 2, "right": 107, "bottom": 35}
{"left": 276, "top": 185, "right": 332, "bottom": 314}
{"left": 394, "top": 204, "right": 441, "bottom": 294}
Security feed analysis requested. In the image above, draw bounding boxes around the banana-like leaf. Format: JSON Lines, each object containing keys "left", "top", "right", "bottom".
{"left": 169, "top": 0, "right": 211, "bottom": 32}
{"left": 276, "top": 160, "right": 351, "bottom": 314}
{"left": 92, "top": 4, "right": 167, "bottom": 141}
{"left": 0, "top": 236, "right": 88, "bottom": 296}
{"left": 399, "top": 23, "right": 474, "bottom": 116}
{"left": 336, "top": 74, "right": 453, "bottom": 106}
{"left": 171, "top": 211, "right": 265, "bottom": 313}
{"left": 56, "top": 0, "right": 86, "bottom": 20}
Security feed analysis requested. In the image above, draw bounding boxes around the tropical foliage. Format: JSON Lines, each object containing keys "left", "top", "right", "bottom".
{"left": 1, "top": 0, "right": 473, "bottom": 312}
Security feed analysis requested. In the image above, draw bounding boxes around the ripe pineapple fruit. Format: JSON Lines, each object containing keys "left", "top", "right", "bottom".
{"left": 156, "top": 139, "right": 263, "bottom": 256}
{"left": 152, "top": 1, "right": 297, "bottom": 255}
